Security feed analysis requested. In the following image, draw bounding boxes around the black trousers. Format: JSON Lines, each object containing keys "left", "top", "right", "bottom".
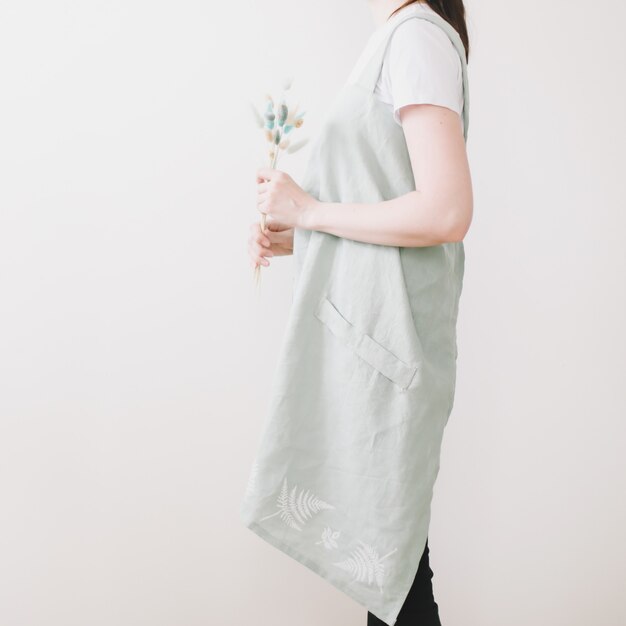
{"left": 367, "top": 538, "right": 441, "bottom": 626}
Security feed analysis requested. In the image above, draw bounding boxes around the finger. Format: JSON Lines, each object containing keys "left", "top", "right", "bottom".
{"left": 250, "top": 222, "right": 268, "bottom": 244}
{"left": 262, "top": 225, "right": 287, "bottom": 244}
{"left": 270, "top": 229, "right": 292, "bottom": 246}
{"left": 248, "top": 244, "right": 271, "bottom": 268}
{"left": 252, "top": 240, "right": 273, "bottom": 258}
{"left": 254, "top": 253, "right": 270, "bottom": 267}
{"left": 256, "top": 242, "right": 274, "bottom": 258}
{"left": 253, "top": 230, "right": 272, "bottom": 248}
{"left": 254, "top": 232, "right": 272, "bottom": 250}
{"left": 256, "top": 166, "right": 277, "bottom": 182}
{"left": 265, "top": 218, "right": 290, "bottom": 232}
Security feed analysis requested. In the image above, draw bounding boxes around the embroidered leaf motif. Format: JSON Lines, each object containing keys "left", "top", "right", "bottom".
{"left": 260, "top": 477, "right": 334, "bottom": 531}
{"left": 333, "top": 540, "right": 398, "bottom": 593}
{"left": 315, "top": 526, "right": 341, "bottom": 549}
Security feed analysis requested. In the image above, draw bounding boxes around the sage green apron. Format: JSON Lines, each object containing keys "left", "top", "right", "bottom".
{"left": 240, "top": 7, "right": 469, "bottom": 625}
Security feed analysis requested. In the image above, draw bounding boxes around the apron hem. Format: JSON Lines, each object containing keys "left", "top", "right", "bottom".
{"left": 242, "top": 518, "right": 400, "bottom": 626}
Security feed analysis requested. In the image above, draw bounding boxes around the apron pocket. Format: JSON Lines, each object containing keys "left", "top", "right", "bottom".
{"left": 314, "top": 295, "right": 419, "bottom": 391}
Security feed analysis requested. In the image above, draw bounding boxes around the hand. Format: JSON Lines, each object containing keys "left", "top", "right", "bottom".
{"left": 256, "top": 167, "right": 318, "bottom": 229}
{"left": 248, "top": 218, "right": 294, "bottom": 269}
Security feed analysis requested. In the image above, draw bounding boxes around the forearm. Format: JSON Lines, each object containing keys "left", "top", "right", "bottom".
{"left": 299, "top": 190, "right": 465, "bottom": 247}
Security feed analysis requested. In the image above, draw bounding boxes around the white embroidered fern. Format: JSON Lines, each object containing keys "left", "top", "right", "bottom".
{"left": 260, "top": 477, "right": 334, "bottom": 531}
{"left": 333, "top": 540, "right": 398, "bottom": 593}
{"left": 316, "top": 526, "right": 341, "bottom": 549}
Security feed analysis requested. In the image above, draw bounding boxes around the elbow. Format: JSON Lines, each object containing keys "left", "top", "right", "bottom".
{"left": 446, "top": 221, "right": 470, "bottom": 243}
{"left": 443, "top": 202, "right": 473, "bottom": 243}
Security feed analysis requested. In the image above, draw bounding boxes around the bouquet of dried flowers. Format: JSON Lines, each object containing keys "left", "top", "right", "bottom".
{"left": 250, "top": 77, "right": 308, "bottom": 286}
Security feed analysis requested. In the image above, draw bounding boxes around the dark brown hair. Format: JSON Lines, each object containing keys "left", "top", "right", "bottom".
{"left": 388, "top": 0, "right": 469, "bottom": 62}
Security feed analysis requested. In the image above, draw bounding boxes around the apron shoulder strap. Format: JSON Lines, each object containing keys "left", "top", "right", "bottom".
{"left": 355, "top": 8, "right": 470, "bottom": 141}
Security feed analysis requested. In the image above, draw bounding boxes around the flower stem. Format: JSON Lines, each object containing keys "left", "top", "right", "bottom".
{"left": 254, "top": 145, "right": 281, "bottom": 288}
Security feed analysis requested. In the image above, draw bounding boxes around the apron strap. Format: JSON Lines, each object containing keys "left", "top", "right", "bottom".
{"left": 355, "top": 9, "right": 470, "bottom": 141}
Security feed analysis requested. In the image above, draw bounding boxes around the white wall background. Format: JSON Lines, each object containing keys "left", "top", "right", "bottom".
{"left": 0, "top": 1, "right": 624, "bottom": 625}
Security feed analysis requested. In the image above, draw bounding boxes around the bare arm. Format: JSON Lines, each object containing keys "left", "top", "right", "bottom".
{"left": 253, "top": 103, "right": 473, "bottom": 267}
{"left": 301, "top": 104, "right": 473, "bottom": 246}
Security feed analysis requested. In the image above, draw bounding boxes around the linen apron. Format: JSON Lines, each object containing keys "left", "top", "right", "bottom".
{"left": 240, "top": 7, "right": 469, "bottom": 625}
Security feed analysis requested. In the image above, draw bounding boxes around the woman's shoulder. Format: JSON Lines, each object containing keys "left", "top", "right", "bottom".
{"left": 387, "top": 13, "right": 462, "bottom": 77}
{"left": 378, "top": 12, "right": 464, "bottom": 126}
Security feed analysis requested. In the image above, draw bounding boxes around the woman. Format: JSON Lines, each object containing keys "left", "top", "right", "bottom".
{"left": 242, "top": 1, "right": 472, "bottom": 624}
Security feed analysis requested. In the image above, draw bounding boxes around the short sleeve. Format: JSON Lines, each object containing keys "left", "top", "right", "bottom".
{"left": 380, "top": 17, "right": 463, "bottom": 127}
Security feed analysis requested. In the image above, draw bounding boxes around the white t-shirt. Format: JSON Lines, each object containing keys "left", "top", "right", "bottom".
{"left": 347, "top": 3, "right": 464, "bottom": 132}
